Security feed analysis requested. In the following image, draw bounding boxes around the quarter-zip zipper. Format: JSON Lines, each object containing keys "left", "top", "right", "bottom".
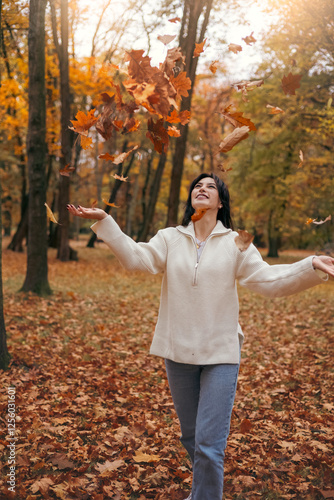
{"left": 192, "top": 234, "right": 213, "bottom": 286}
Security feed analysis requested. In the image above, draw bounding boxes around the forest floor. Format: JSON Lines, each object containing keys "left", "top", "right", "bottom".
{"left": 1, "top": 236, "right": 333, "bottom": 500}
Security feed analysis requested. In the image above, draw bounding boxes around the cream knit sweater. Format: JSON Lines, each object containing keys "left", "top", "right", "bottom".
{"left": 91, "top": 216, "right": 327, "bottom": 365}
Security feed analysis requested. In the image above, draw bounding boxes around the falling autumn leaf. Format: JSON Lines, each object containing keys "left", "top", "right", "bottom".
{"left": 220, "top": 107, "right": 256, "bottom": 131}
{"left": 193, "top": 39, "right": 207, "bottom": 58}
{"left": 167, "top": 126, "right": 181, "bottom": 137}
{"left": 266, "top": 104, "right": 285, "bottom": 114}
{"left": 102, "top": 200, "right": 120, "bottom": 208}
{"left": 298, "top": 150, "right": 304, "bottom": 168}
{"left": 217, "top": 164, "right": 232, "bottom": 172}
{"left": 242, "top": 32, "right": 256, "bottom": 45}
{"left": 168, "top": 17, "right": 181, "bottom": 23}
{"left": 228, "top": 43, "right": 242, "bottom": 54}
{"left": 80, "top": 135, "right": 93, "bottom": 150}
{"left": 91, "top": 200, "right": 98, "bottom": 208}
{"left": 166, "top": 109, "right": 180, "bottom": 124}
{"left": 216, "top": 126, "right": 250, "bottom": 154}
{"left": 170, "top": 71, "right": 192, "bottom": 99}
{"left": 44, "top": 203, "right": 59, "bottom": 224}
{"left": 99, "top": 146, "right": 139, "bottom": 165}
{"left": 69, "top": 109, "right": 98, "bottom": 134}
{"left": 178, "top": 110, "right": 191, "bottom": 125}
{"left": 146, "top": 117, "right": 169, "bottom": 154}
{"left": 157, "top": 34, "right": 176, "bottom": 45}
{"left": 306, "top": 215, "right": 331, "bottom": 225}
{"left": 98, "top": 153, "right": 116, "bottom": 162}
{"left": 235, "top": 229, "right": 254, "bottom": 251}
{"left": 281, "top": 72, "right": 302, "bottom": 95}
{"left": 209, "top": 60, "right": 219, "bottom": 74}
{"left": 59, "top": 164, "right": 75, "bottom": 177}
{"left": 112, "top": 174, "right": 128, "bottom": 182}
{"left": 191, "top": 208, "right": 209, "bottom": 222}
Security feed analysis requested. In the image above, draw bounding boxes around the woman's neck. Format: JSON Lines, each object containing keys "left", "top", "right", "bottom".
{"left": 194, "top": 214, "right": 217, "bottom": 241}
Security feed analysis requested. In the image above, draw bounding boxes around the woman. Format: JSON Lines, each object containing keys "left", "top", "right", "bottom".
{"left": 67, "top": 173, "right": 333, "bottom": 500}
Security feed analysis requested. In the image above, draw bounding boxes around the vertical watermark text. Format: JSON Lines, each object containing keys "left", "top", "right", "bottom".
{"left": 7, "top": 386, "right": 17, "bottom": 493}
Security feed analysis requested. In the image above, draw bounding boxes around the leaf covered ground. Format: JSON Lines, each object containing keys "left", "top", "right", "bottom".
{"left": 1, "top": 239, "right": 333, "bottom": 500}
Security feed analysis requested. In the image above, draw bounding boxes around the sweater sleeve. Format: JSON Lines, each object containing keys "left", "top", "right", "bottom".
{"left": 236, "top": 244, "right": 328, "bottom": 298}
{"left": 90, "top": 215, "right": 167, "bottom": 274}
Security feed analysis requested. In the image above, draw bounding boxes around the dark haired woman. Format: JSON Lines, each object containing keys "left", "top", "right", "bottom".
{"left": 67, "top": 173, "right": 333, "bottom": 500}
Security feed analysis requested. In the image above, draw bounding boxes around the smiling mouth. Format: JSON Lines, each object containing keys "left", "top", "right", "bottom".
{"left": 196, "top": 194, "right": 208, "bottom": 198}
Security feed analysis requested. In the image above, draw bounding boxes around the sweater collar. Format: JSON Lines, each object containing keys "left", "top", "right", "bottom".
{"left": 176, "top": 220, "right": 232, "bottom": 239}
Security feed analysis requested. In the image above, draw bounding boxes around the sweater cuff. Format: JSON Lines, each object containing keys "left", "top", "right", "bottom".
{"left": 311, "top": 255, "right": 329, "bottom": 281}
{"left": 90, "top": 215, "right": 123, "bottom": 240}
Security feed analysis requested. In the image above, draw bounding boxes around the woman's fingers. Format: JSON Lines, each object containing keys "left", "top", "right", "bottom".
{"left": 66, "top": 204, "right": 107, "bottom": 220}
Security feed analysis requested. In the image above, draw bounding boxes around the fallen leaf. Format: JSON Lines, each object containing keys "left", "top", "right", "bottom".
{"left": 45, "top": 203, "right": 59, "bottom": 224}
{"left": 281, "top": 72, "right": 302, "bottom": 95}
{"left": 30, "top": 477, "right": 54, "bottom": 494}
{"left": 157, "top": 34, "right": 176, "bottom": 45}
{"left": 240, "top": 418, "right": 252, "bottom": 433}
{"left": 228, "top": 43, "right": 242, "bottom": 54}
{"left": 133, "top": 451, "right": 161, "bottom": 463}
{"left": 235, "top": 229, "right": 254, "bottom": 251}
{"left": 95, "top": 459, "right": 125, "bottom": 475}
{"left": 191, "top": 208, "right": 209, "bottom": 222}
{"left": 193, "top": 39, "right": 207, "bottom": 58}
{"left": 216, "top": 126, "right": 250, "bottom": 154}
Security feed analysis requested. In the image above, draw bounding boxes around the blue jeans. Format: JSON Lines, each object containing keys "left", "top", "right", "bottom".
{"left": 165, "top": 359, "right": 240, "bottom": 500}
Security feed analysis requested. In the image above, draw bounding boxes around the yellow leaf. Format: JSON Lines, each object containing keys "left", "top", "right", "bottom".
{"left": 44, "top": 203, "right": 59, "bottom": 224}
{"left": 133, "top": 451, "right": 160, "bottom": 463}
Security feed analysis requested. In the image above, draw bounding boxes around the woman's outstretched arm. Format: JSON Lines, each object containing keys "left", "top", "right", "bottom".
{"left": 67, "top": 204, "right": 107, "bottom": 220}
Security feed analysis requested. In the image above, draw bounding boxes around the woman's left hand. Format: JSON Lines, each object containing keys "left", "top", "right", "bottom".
{"left": 312, "top": 255, "right": 334, "bottom": 278}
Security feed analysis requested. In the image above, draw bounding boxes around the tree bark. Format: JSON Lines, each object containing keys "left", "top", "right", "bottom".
{"left": 166, "top": 0, "right": 214, "bottom": 227}
{"left": 51, "top": 0, "right": 76, "bottom": 261}
{"left": 0, "top": 179, "right": 11, "bottom": 371}
{"left": 21, "top": 0, "right": 51, "bottom": 295}
{"left": 138, "top": 153, "right": 167, "bottom": 241}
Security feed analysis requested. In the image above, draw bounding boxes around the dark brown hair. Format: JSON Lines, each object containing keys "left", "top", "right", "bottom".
{"left": 181, "top": 173, "right": 234, "bottom": 229}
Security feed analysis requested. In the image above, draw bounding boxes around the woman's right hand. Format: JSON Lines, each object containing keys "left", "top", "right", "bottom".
{"left": 67, "top": 204, "right": 108, "bottom": 220}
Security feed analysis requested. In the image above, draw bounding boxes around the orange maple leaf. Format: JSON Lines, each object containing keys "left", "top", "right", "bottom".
{"left": 167, "top": 126, "right": 181, "bottom": 137}
{"left": 80, "top": 135, "right": 93, "bottom": 150}
{"left": 69, "top": 109, "right": 98, "bottom": 134}
{"left": 98, "top": 153, "right": 115, "bottom": 162}
{"left": 170, "top": 72, "right": 192, "bottom": 98}
{"left": 191, "top": 208, "right": 209, "bottom": 222}
{"left": 168, "top": 17, "right": 181, "bottom": 23}
{"left": 166, "top": 109, "right": 180, "bottom": 124}
{"left": 112, "top": 120, "right": 124, "bottom": 131}
{"left": 123, "top": 117, "right": 140, "bottom": 133}
{"left": 281, "top": 73, "right": 302, "bottom": 95}
{"left": 193, "top": 39, "right": 207, "bottom": 58}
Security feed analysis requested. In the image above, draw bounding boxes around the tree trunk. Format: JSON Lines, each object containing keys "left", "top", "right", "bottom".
{"left": 138, "top": 153, "right": 167, "bottom": 241}
{"left": 51, "top": 0, "right": 76, "bottom": 261}
{"left": 21, "top": 0, "right": 51, "bottom": 295}
{"left": 166, "top": 0, "right": 214, "bottom": 227}
{"left": 267, "top": 209, "right": 280, "bottom": 258}
{"left": 7, "top": 193, "right": 28, "bottom": 252}
{"left": 0, "top": 179, "right": 11, "bottom": 371}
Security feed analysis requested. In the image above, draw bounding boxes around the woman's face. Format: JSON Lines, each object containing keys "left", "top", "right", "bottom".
{"left": 191, "top": 177, "right": 222, "bottom": 213}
